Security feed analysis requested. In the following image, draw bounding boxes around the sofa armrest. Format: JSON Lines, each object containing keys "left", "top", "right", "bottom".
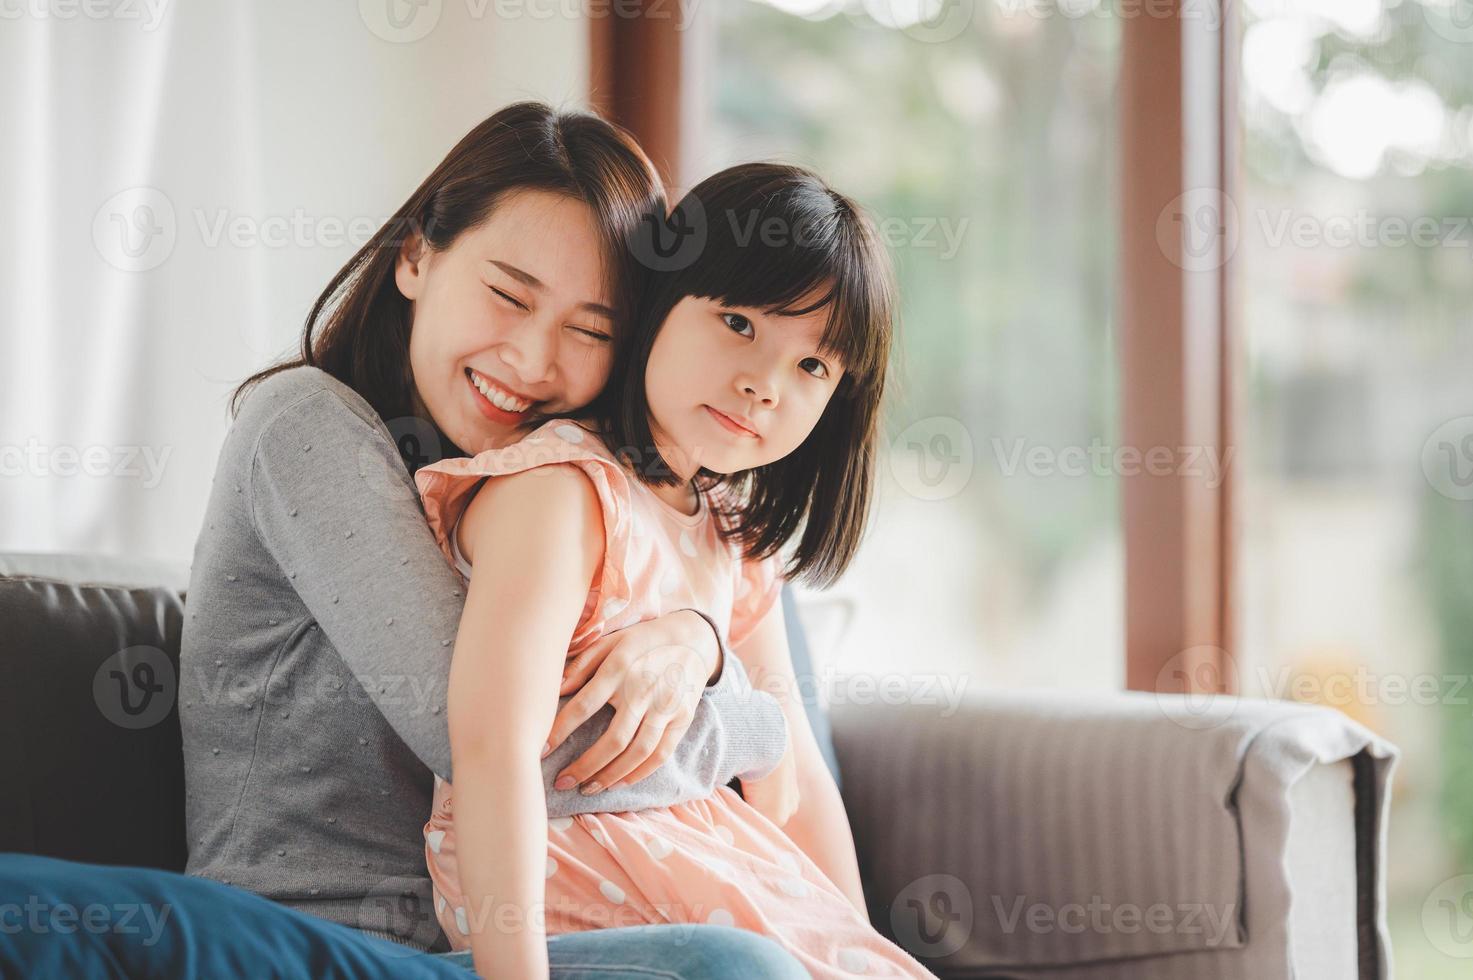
{"left": 832, "top": 690, "right": 1398, "bottom": 980}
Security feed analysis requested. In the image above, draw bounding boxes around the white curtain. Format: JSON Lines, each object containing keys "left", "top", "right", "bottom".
{"left": 1, "top": 0, "right": 587, "bottom": 564}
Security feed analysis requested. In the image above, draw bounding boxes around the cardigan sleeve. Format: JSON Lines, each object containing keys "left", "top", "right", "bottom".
{"left": 241, "top": 374, "right": 785, "bottom": 786}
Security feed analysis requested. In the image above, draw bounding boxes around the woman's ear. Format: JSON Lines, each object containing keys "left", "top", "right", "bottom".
{"left": 394, "top": 229, "right": 428, "bottom": 301}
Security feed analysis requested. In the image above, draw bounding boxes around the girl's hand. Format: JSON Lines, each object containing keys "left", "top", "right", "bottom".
{"left": 543, "top": 610, "right": 720, "bottom": 793}
{"left": 740, "top": 749, "right": 800, "bottom": 827}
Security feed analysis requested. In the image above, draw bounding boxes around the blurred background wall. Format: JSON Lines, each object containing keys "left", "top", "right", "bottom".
{"left": 0, "top": 0, "right": 587, "bottom": 562}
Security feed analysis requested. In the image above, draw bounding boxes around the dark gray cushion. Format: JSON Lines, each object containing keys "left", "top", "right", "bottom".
{"left": 0, "top": 554, "right": 187, "bottom": 870}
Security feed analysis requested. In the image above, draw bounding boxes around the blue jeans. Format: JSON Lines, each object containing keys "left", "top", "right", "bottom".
{"left": 0, "top": 854, "right": 805, "bottom": 980}
{"left": 435, "top": 925, "right": 806, "bottom": 978}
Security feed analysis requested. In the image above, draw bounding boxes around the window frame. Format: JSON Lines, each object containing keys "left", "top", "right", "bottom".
{"left": 591, "top": 0, "right": 1243, "bottom": 696}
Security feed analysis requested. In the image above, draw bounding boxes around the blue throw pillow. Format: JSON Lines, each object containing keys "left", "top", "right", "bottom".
{"left": 0, "top": 854, "right": 467, "bottom": 979}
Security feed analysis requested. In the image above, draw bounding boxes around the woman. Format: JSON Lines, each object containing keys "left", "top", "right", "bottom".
{"left": 180, "top": 102, "right": 805, "bottom": 978}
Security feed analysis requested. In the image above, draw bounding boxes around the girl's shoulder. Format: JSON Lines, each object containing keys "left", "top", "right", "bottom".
{"left": 413, "top": 419, "right": 634, "bottom": 573}
{"left": 417, "top": 419, "right": 620, "bottom": 486}
{"left": 518, "top": 419, "right": 621, "bottom": 463}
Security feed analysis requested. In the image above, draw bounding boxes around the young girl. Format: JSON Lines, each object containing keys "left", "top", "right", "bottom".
{"left": 414, "top": 163, "right": 927, "bottom": 979}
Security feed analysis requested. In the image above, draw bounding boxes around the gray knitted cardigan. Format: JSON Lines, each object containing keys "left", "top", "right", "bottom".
{"left": 179, "top": 366, "right": 787, "bottom": 949}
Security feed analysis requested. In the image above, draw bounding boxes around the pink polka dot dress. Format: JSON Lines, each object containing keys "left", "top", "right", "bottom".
{"left": 413, "top": 419, "right": 930, "bottom": 978}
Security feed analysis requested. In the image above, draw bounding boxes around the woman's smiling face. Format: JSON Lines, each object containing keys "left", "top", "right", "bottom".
{"left": 399, "top": 189, "right": 616, "bottom": 454}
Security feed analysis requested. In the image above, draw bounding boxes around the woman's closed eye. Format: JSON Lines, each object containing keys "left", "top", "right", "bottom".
{"left": 489, "top": 284, "right": 530, "bottom": 311}
{"left": 568, "top": 325, "right": 612, "bottom": 343}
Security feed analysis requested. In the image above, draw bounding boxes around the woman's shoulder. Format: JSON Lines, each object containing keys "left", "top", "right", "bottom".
{"left": 233, "top": 365, "right": 385, "bottom": 442}
{"left": 224, "top": 365, "right": 394, "bottom": 467}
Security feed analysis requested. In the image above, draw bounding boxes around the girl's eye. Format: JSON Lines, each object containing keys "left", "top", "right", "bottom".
{"left": 490, "top": 286, "right": 529, "bottom": 311}
{"left": 569, "top": 326, "right": 612, "bottom": 343}
{"left": 721, "top": 312, "right": 753, "bottom": 337}
{"left": 800, "top": 357, "right": 830, "bottom": 379}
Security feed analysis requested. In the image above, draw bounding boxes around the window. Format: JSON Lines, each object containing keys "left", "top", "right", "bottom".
{"left": 696, "top": 1, "right": 1123, "bottom": 695}
{"left": 1237, "top": 1, "right": 1473, "bottom": 972}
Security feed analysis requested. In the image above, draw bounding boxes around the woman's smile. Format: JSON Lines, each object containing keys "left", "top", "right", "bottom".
{"left": 466, "top": 366, "right": 536, "bottom": 423}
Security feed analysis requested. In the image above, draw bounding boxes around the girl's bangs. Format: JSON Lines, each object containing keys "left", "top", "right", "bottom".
{"left": 685, "top": 214, "right": 890, "bottom": 389}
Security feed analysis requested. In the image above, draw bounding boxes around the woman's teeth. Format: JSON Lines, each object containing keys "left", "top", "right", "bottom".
{"left": 470, "top": 371, "right": 531, "bottom": 413}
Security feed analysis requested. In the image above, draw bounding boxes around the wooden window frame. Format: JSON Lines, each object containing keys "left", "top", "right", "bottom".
{"left": 593, "top": 1, "right": 1242, "bottom": 696}
{"left": 1118, "top": 3, "right": 1240, "bottom": 695}
{"left": 588, "top": 1, "right": 688, "bottom": 190}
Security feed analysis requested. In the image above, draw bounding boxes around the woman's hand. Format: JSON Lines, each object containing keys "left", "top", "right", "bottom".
{"left": 740, "top": 749, "right": 800, "bottom": 827}
{"left": 543, "top": 609, "right": 722, "bottom": 793}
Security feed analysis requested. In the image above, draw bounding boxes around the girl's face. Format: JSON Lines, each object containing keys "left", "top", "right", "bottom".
{"left": 644, "top": 293, "right": 846, "bottom": 479}
{"left": 399, "top": 190, "right": 616, "bottom": 454}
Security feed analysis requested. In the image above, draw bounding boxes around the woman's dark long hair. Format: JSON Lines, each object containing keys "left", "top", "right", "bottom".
{"left": 231, "top": 102, "right": 666, "bottom": 440}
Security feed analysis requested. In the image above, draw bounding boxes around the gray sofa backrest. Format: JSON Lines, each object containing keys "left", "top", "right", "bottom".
{"left": 0, "top": 552, "right": 190, "bottom": 870}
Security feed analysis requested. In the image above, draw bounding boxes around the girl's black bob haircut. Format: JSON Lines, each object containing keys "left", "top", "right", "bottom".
{"left": 586, "top": 162, "right": 896, "bottom": 589}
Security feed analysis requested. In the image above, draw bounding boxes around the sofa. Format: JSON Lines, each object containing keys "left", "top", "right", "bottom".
{"left": 0, "top": 551, "right": 1398, "bottom": 979}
